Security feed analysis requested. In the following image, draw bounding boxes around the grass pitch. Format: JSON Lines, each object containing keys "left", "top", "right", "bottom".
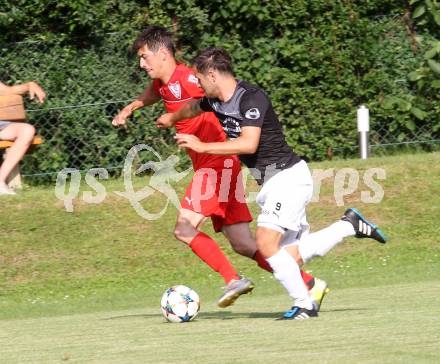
{"left": 1, "top": 152, "right": 440, "bottom": 363}
{"left": 1, "top": 282, "right": 439, "bottom": 363}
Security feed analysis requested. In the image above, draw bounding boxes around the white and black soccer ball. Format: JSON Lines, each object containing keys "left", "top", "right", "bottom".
{"left": 160, "top": 285, "right": 200, "bottom": 323}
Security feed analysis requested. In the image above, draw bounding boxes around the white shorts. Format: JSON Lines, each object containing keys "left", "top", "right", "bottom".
{"left": 256, "top": 160, "right": 313, "bottom": 245}
{"left": 0, "top": 121, "right": 12, "bottom": 131}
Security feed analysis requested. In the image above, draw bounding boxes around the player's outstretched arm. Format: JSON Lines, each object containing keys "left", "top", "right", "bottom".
{"left": 175, "top": 126, "right": 261, "bottom": 155}
{"left": 0, "top": 81, "right": 46, "bottom": 103}
{"left": 112, "top": 84, "right": 160, "bottom": 127}
{"left": 156, "top": 99, "right": 203, "bottom": 129}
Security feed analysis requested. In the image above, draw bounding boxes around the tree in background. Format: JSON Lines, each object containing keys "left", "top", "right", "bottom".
{"left": 0, "top": 1, "right": 438, "bottom": 178}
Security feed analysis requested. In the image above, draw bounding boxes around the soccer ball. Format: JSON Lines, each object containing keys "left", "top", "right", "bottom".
{"left": 160, "top": 285, "right": 200, "bottom": 323}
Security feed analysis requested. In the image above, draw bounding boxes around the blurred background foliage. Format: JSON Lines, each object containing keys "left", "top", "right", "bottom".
{"left": 0, "top": 0, "right": 439, "bottom": 179}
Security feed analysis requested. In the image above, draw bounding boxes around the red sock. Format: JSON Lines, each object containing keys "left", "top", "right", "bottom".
{"left": 300, "top": 270, "right": 315, "bottom": 290}
{"left": 253, "top": 250, "right": 273, "bottom": 272}
{"left": 189, "top": 232, "right": 240, "bottom": 284}
{"left": 253, "top": 250, "right": 315, "bottom": 289}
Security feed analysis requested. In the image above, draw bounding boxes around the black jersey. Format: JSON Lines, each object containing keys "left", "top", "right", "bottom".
{"left": 200, "top": 80, "right": 301, "bottom": 184}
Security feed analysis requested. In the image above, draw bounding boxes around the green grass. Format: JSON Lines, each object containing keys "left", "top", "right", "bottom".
{"left": 1, "top": 152, "right": 440, "bottom": 363}
{"left": 1, "top": 282, "right": 439, "bottom": 363}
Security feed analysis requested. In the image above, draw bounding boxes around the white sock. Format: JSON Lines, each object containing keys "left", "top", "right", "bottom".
{"left": 266, "top": 249, "right": 313, "bottom": 309}
{"left": 298, "top": 220, "right": 355, "bottom": 264}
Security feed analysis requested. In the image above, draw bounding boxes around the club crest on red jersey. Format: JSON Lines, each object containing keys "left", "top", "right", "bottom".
{"left": 168, "top": 81, "right": 182, "bottom": 99}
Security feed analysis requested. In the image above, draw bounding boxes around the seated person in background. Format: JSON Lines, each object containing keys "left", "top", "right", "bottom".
{"left": 0, "top": 80, "right": 46, "bottom": 195}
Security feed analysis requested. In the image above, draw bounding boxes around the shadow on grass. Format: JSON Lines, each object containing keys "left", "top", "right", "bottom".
{"left": 102, "top": 307, "right": 371, "bottom": 321}
{"left": 320, "top": 307, "right": 372, "bottom": 313}
{"left": 102, "top": 311, "right": 278, "bottom": 321}
{"left": 200, "top": 307, "right": 372, "bottom": 319}
{"left": 199, "top": 311, "right": 279, "bottom": 320}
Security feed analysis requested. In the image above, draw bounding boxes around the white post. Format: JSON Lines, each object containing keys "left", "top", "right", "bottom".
{"left": 357, "top": 105, "right": 370, "bottom": 159}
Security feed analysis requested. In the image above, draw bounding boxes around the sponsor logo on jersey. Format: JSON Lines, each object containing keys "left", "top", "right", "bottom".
{"left": 168, "top": 81, "right": 182, "bottom": 99}
{"left": 245, "top": 108, "right": 260, "bottom": 119}
{"left": 224, "top": 110, "right": 239, "bottom": 116}
{"left": 222, "top": 117, "right": 241, "bottom": 138}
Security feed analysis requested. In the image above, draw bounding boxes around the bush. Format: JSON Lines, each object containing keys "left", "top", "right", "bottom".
{"left": 0, "top": 1, "right": 438, "bottom": 179}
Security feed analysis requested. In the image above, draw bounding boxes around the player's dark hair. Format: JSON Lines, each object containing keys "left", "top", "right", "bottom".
{"left": 192, "top": 47, "right": 234, "bottom": 76}
{"left": 132, "top": 25, "right": 175, "bottom": 56}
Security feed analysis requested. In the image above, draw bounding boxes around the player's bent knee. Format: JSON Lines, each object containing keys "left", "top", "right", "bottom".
{"left": 230, "top": 243, "right": 248, "bottom": 256}
{"left": 230, "top": 241, "right": 255, "bottom": 257}
{"left": 173, "top": 223, "right": 196, "bottom": 245}
{"left": 173, "top": 227, "right": 187, "bottom": 243}
{"left": 255, "top": 234, "right": 275, "bottom": 251}
{"left": 19, "top": 124, "right": 36, "bottom": 141}
{"left": 255, "top": 235, "right": 280, "bottom": 258}
{"left": 255, "top": 240, "right": 272, "bottom": 258}
{"left": 255, "top": 238, "right": 266, "bottom": 253}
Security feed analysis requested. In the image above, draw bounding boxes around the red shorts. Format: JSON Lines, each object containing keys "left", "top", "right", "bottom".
{"left": 181, "top": 157, "right": 253, "bottom": 232}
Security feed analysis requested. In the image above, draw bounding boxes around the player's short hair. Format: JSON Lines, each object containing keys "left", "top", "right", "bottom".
{"left": 132, "top": 25, "right": 175, "bottom": 55}
{"left": 192, "top": 47, "right": 234, "bottom": 76}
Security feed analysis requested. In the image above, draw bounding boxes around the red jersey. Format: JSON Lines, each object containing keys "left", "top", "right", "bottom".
{"left": 153, "top": 64, "right": 233, "bottom": 170}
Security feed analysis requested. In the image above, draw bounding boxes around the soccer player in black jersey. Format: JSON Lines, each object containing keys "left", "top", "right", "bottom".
{"left": 157, "top": 47, "right": 387, "bottom": 320}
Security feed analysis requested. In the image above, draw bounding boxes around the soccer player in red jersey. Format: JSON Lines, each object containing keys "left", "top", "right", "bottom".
{"left": 112, "top": 26, "right": 325, "bottom": 308}
{"left": 158, "top": 47, "right": 387, "bottom": 319}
